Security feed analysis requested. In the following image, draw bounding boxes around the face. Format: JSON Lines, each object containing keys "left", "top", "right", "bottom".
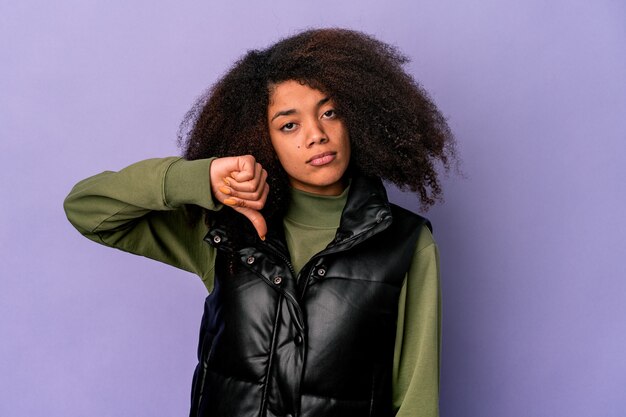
{"left": 267, "top": 80, "right": 351, "bottom": 196}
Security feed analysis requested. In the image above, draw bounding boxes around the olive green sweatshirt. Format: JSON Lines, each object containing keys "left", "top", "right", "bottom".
{"left": 63, "top": 157, "right": 441, "bottom": 416}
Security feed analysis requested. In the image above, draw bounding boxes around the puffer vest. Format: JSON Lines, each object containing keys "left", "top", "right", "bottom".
{"left": 189, "top": 176, "right": 430, "bottom": 417}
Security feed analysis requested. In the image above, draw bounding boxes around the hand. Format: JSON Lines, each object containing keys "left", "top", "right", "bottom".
{"left": 210, "top": 155, "right": 269, "bottom": 240}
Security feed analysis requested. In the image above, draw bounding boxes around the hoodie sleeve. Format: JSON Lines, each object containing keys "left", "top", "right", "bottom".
{"left": 63, "top": 157, "right": 219, "bottom": 290}
{"left": 392, "top": 224, "right": 442, "bottom": 416}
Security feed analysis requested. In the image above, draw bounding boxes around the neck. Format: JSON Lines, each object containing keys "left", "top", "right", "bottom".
{"left": 285, "top": 186, "right": 349, "bottom": 228}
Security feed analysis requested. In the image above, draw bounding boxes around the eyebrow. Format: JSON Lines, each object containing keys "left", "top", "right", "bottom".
{"left": 270, "top": 97, "right": 330, "bottom": 122}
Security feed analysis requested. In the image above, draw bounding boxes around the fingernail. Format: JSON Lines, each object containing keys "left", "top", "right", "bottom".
{"left": 224, "top": 198, "right": 237, "bottom": 206}
{"left": 260, "top": 235, "right": 266, "bottom": 241}
{"left": 219, "top": 186, "right": 231, "bottom": 195}
{"left": 222, "top": 177, "right": 230, "bottom": 186}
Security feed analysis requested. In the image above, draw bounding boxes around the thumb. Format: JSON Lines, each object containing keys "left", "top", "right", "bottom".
{"left": 236, "top": 207, "right": 268, "bottom": 240}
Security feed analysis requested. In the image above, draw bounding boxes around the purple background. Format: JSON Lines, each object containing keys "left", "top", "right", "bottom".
{"left": 2, "top": 1, "right": 625, "bottom": 416}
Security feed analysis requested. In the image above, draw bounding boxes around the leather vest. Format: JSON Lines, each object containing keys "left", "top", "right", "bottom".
{"left": 189, "top": 176, "right": 430, "bottom": 417}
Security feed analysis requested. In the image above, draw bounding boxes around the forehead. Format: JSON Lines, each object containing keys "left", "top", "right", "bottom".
{"left": 268, "top": 80, "right": 329, "bottom": 109}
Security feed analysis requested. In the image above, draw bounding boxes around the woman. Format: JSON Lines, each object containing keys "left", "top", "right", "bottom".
{"left": 64, "top": 28, "right": 456, "bottom": 417}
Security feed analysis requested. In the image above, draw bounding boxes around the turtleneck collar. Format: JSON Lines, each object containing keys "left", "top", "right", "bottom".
{"left": 285, "top": 186, "right": 350, "bottom": 228}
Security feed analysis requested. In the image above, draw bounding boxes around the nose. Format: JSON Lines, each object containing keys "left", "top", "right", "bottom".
{"left": 306, "top": 121, "right": 329, "bottom": 148}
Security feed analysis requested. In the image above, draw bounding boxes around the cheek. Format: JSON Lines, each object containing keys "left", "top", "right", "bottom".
{"left": 340, "top": 131, "right": 351, "bottom": 155}
{"left": 334, "top": 123, "right": 350, "bottom": 149}
{"left": 272, "top": 140, "right": 292, "bottom": 158}
{"left": 271, "top": 141, "right": 299, "bottom": 171}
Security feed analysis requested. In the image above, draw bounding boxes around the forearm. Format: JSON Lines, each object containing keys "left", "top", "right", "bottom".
{"left": 64, "top": 157, "right": 217, "bottom": 235}
{"left": 63, "top": 157, "right": 219, "bottom": 286}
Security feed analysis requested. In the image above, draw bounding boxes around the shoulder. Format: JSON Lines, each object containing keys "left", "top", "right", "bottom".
{"left": 389, "top": 203, "right": 435, "bottom": 252}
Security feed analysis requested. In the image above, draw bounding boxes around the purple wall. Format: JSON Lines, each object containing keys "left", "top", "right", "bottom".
{"left": 2, "top": 1, "right": 625, "bottom": 416}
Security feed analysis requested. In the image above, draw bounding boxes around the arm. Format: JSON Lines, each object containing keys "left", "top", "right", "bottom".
{"left": 392, "top": 224, "right": 442, "bottom": 416}
{"left": 63, "top": 157, "right": 219, "bottom": 289}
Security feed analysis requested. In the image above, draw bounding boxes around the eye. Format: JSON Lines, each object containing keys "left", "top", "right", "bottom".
{"left": 280, "top": 122, "right": 297, "bottom": 132}
{"left": 322, "top": 109, "right": 336, "bottom": 119}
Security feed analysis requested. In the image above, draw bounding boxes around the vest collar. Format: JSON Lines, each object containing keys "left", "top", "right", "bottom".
{"left": 205, "top": 175, "right": 393, "bottom": 253}
{"left": 332, "top": 175, "right": 392, "bottom": 246}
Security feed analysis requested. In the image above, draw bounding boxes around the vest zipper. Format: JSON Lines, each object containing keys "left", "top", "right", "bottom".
{"left": 257, "top": 240, "right": 306, "bottom": 334}
{"left": 258, "top": 294, "right": 283, "bottom": 417}
{"left": 263, "top": 241, "right": 297, "bottom": 279}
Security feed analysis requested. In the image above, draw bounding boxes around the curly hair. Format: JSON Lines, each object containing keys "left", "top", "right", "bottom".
{"left": 178, "top": 28, "right": 456, "bottom": 241}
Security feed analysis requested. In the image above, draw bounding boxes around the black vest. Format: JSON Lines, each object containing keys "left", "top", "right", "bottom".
{"left": 190, "top": 177, "right": 430, "bottom": 417}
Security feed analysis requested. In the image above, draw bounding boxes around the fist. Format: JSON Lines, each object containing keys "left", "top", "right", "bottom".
{"left": 210, "top": 155, "right": 269, "bottom": 239}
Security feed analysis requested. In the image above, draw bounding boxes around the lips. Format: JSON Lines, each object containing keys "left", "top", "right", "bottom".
{"left": 307, "top": 151, "right": 337, "bottom": 166}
